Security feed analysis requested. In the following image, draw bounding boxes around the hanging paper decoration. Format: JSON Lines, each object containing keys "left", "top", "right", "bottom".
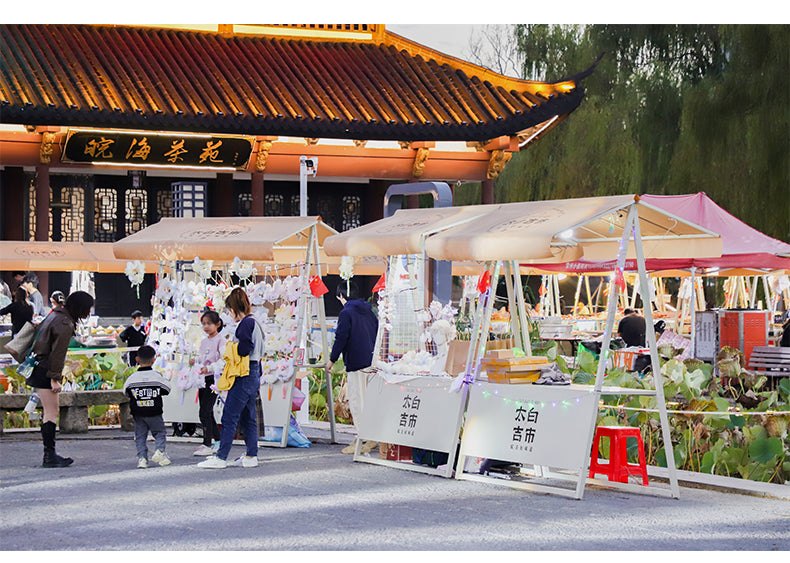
{"left": 372, "top": 274, "right": 386, "bottom": 293}
{"left": 229, "top": 256, "right": 256, "bottom": 280}
{"left": 309, "top": 275, "right": 328, "bottom": 297}
{"left": 192, "top": 256, "right": 213, "bottom": 280}
{"left": 124, "top": 260, "right": 145, "bottom": 298}
{"left": 476, "top": 270, "right": 491, "bottom": 294}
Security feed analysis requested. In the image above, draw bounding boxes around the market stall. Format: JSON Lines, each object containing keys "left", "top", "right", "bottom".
{"left": 530, "top": 192, "right": 790, "bottom": 357}
{"left": 113, "top": 216, "right": 339, "bottom": 445}
{"left": 325, "top": 194, "right": 723, "bottom": 498}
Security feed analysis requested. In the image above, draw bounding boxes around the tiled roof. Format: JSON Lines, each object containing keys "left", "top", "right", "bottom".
{"left": 0, "top": 24, "right": 591, "bottom": 141}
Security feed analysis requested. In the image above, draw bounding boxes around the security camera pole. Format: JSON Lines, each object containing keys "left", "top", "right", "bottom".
{"left": 299, "top": 156, "right": 318, "bottom": 217}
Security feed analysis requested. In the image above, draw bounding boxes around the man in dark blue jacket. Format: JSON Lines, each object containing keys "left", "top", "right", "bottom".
{"left": 326, "top": 281, "right": 378, "bottom": 454}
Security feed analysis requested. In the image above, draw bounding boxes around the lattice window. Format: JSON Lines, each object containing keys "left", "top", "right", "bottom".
{"left": 236, "top": 193, "right": 252, "bottom": 216}
{"left": 125, "top": 188, "right": 147, "bottom": 235}
{"left": 341, "top": 195, "right": 361, "bottom": 231}
{"left": 264, "top": 194, "right": 285, "bottom": 216}
{"left": 315, "top": 194, "right": 340, "bottom": 230}
{"left": 58, "top": 187, "right": 84, "bottom": 242}
{"left": 94, "top": 187, "right": 117, "bottom": 242}
{"left": 156, "top": 189, "right": 173, "bottom": 221}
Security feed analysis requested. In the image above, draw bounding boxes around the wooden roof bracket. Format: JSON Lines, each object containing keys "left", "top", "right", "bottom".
{"left": 487, "top": 149, "right": 513, "bottom": 179}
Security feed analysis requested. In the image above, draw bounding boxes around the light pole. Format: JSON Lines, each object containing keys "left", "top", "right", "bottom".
{"left": 299, "top": 156, "right": 317, "bottom": 217}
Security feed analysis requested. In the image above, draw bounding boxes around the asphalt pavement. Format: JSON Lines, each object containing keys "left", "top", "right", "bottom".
{"left": 1, "top": 424, "right": 789, "bottom": 551}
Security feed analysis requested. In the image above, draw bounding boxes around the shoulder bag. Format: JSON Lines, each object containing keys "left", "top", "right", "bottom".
{"left": 5, "top": 321, "right": 36, "bottom": 363}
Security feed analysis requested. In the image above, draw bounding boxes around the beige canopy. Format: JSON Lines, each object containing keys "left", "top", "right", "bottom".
{"left": 113, "top": 216, "right": 338, "bottom": 264}
{"left": 325, "top": 195, "right": 723, "bottom": 263}
{"left": 323, "top": 205, "right": 494, "bottom": 258}
{"left": 0, "top": 241, "right": 157, "bottom": 273}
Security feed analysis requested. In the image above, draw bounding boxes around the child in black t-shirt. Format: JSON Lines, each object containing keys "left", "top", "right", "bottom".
{"left": 122, "top": 345, "right": 171, "bottom": 468}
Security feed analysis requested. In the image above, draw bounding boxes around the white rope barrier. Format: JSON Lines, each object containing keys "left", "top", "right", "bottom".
{"left": 599, "top": 403, "right": 789, "bottom": 417}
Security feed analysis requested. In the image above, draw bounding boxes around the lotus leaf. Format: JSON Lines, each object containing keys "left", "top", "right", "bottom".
{"left": 719, "top": 445, "right": 749, "bottom": 475}
{"left": 717, "top": 358, "right": 741, "bottom": 380}
{"left": 661, "top": 359, "right": 686, "bottom": 385}
{"left": 764, "top": 415, "right": 789, "bottom": 439}
{"left": 717, "top": 346, "right": 745, "bottom": 367}
{"left": 576, "top": 347, "right": 599, "bottom": 374}
{"left": 743, "top": 424, "right": 768, "bottom": 442}
{"left": 700, "top": 450, "right": 716, "bottom": 473}
{"left": 655, "top": 444, "right": 686, "bottom": 468}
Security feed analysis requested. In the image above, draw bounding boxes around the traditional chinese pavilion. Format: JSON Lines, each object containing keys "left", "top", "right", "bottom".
{"left": 0, "top": 24, "right": 594, "bottom": 313}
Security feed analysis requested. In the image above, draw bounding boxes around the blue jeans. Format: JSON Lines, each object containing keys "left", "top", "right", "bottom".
{"left": 216, "top": 361, "right": 260, "bottom": 460}
{"left": 134, "top": 414, "right": 166, "bottom": 460}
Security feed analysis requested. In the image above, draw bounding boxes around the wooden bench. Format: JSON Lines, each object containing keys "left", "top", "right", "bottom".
{"left": 747, "top": 346, "right": 790, "bottom": 381}
{"left": 0, "top": 390, "right": 134, "bottom": 435}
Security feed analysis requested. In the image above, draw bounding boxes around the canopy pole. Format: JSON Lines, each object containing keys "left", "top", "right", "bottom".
{"left": 503, "top": 261, "right": 521, "bottom": 350}
{"left": 632, "top": 206, "right": 680, "bottom": 498}
{"left": 579, "top": 207, "right": 635, "bottom": 499}
{"left": 511, "top": 261, "right": 533, "bottom": 356}
{"left": 573, "top": 274, "right": 583, "bottom": 314}
{"left": 584, "top": 275, "right": 592, "bottom": 310}
{"left": 310, "top": 225, "right": 335, "bottom": 443}
{"left": 690, "top": 267, "right": 697, "bottom": 358}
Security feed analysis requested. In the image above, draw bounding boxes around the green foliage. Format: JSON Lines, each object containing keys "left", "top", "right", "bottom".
{"left": 498, "top": 24, "right": 788, "bottom": 246}
{"left": 590, "top": 351, "right": 790, "bottom": 483}
{"left": 306, "top": 357, "right": 351, "bottom": 425}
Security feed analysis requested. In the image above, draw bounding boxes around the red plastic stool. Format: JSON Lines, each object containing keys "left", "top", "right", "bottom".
{"left": 588, "top": 426, "right": 648, "bottom": 486}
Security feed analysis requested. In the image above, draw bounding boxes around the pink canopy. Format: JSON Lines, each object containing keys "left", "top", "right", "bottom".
{"left": 530, "top": 192, "right": 790, "bottom": 272}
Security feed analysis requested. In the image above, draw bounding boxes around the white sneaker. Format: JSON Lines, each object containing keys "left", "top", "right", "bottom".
{"left": 193, "top": 445, "right": 215, "bottom": 456}
{"left": 197, "top": 455, "right": 228, "bottom": 469}
{"left": 229, "top": 455, "right": 258, "bottom": 468}
{"left": 151, "top": 450, "right": 171, "bottom": 466}
{"left": 137, "top": 458, "right": 148, "bottom": 469}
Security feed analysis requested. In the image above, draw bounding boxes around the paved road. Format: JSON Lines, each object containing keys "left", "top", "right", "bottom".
{"left": 1, "top": 427, "right": 789, "bottom": 551}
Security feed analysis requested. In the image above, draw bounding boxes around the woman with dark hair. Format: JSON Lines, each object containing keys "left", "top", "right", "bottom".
{"left": 198, "top": 288, "right": 263, "bottom": 469}
{"left": 28, "top": 290, "right": 94, "bottom": 467}
{"left": 1, "top": 287, "right": 33, "bottom": 336}
{"left": 192, "top": 309, "right": 227, "bottom": 456}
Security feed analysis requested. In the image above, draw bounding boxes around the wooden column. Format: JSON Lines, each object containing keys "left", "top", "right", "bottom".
{"left": 251, "top": 171, "right": 264, "bottom": 216}
{"left": 34, "top": 164, "right": 50, "bottom": 297}
{"left": 0, "top": 166, "right": 26, "bottom": 240}
{"left": 482, "top": 178, "right": 494, "bottom": 205}
{"left": 214, "top": 173, "right": 234, "bottom": 217}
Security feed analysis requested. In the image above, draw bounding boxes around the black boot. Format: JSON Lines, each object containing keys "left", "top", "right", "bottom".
{"left": 41, "top": 421, "right": 73, "bottom": 468}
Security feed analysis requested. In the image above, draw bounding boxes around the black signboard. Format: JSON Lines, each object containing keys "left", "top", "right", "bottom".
{"left": 62, "top": 130, "right": 254, "bottom": 169}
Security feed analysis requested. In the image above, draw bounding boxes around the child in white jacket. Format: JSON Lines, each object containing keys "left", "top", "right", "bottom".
{"left": 193, "top": 310, "right": 227, "bottom": 456}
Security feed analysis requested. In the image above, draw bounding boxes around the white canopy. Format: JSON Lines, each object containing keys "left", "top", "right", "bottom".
{"left": 325, "top": 195, "right": 723, "bottom": 263}
{"left": 113, "top": 216, "right": 338, "bottom": 264}
{"left": 0, "top": 241, "right": 157, "bottom": 273}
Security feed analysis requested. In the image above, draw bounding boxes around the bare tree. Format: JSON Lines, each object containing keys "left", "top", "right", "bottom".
{"left": 466, "top": 24, "right": 524, "bottom": 78}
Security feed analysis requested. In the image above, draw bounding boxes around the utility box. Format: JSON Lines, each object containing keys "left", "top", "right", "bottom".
{"left": 696, "top": 309, "right": 769, "bottom": 365}
{"left": 718, "top": 310, "right": 769, "bottom": 367}
{"left": 694, "top": 310, "right": 718, "bottom": 361}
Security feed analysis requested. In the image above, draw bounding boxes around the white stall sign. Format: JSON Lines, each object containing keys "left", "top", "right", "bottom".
{"left": 461, "top": 382, "right": 598, "bottom": 470}
{"left": 359, "top": 375, "right": 465, "bottom": 452}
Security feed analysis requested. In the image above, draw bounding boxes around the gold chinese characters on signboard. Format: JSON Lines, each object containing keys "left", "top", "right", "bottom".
{"left": 63, "top": 130, "right": 254, "bottom": 169}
